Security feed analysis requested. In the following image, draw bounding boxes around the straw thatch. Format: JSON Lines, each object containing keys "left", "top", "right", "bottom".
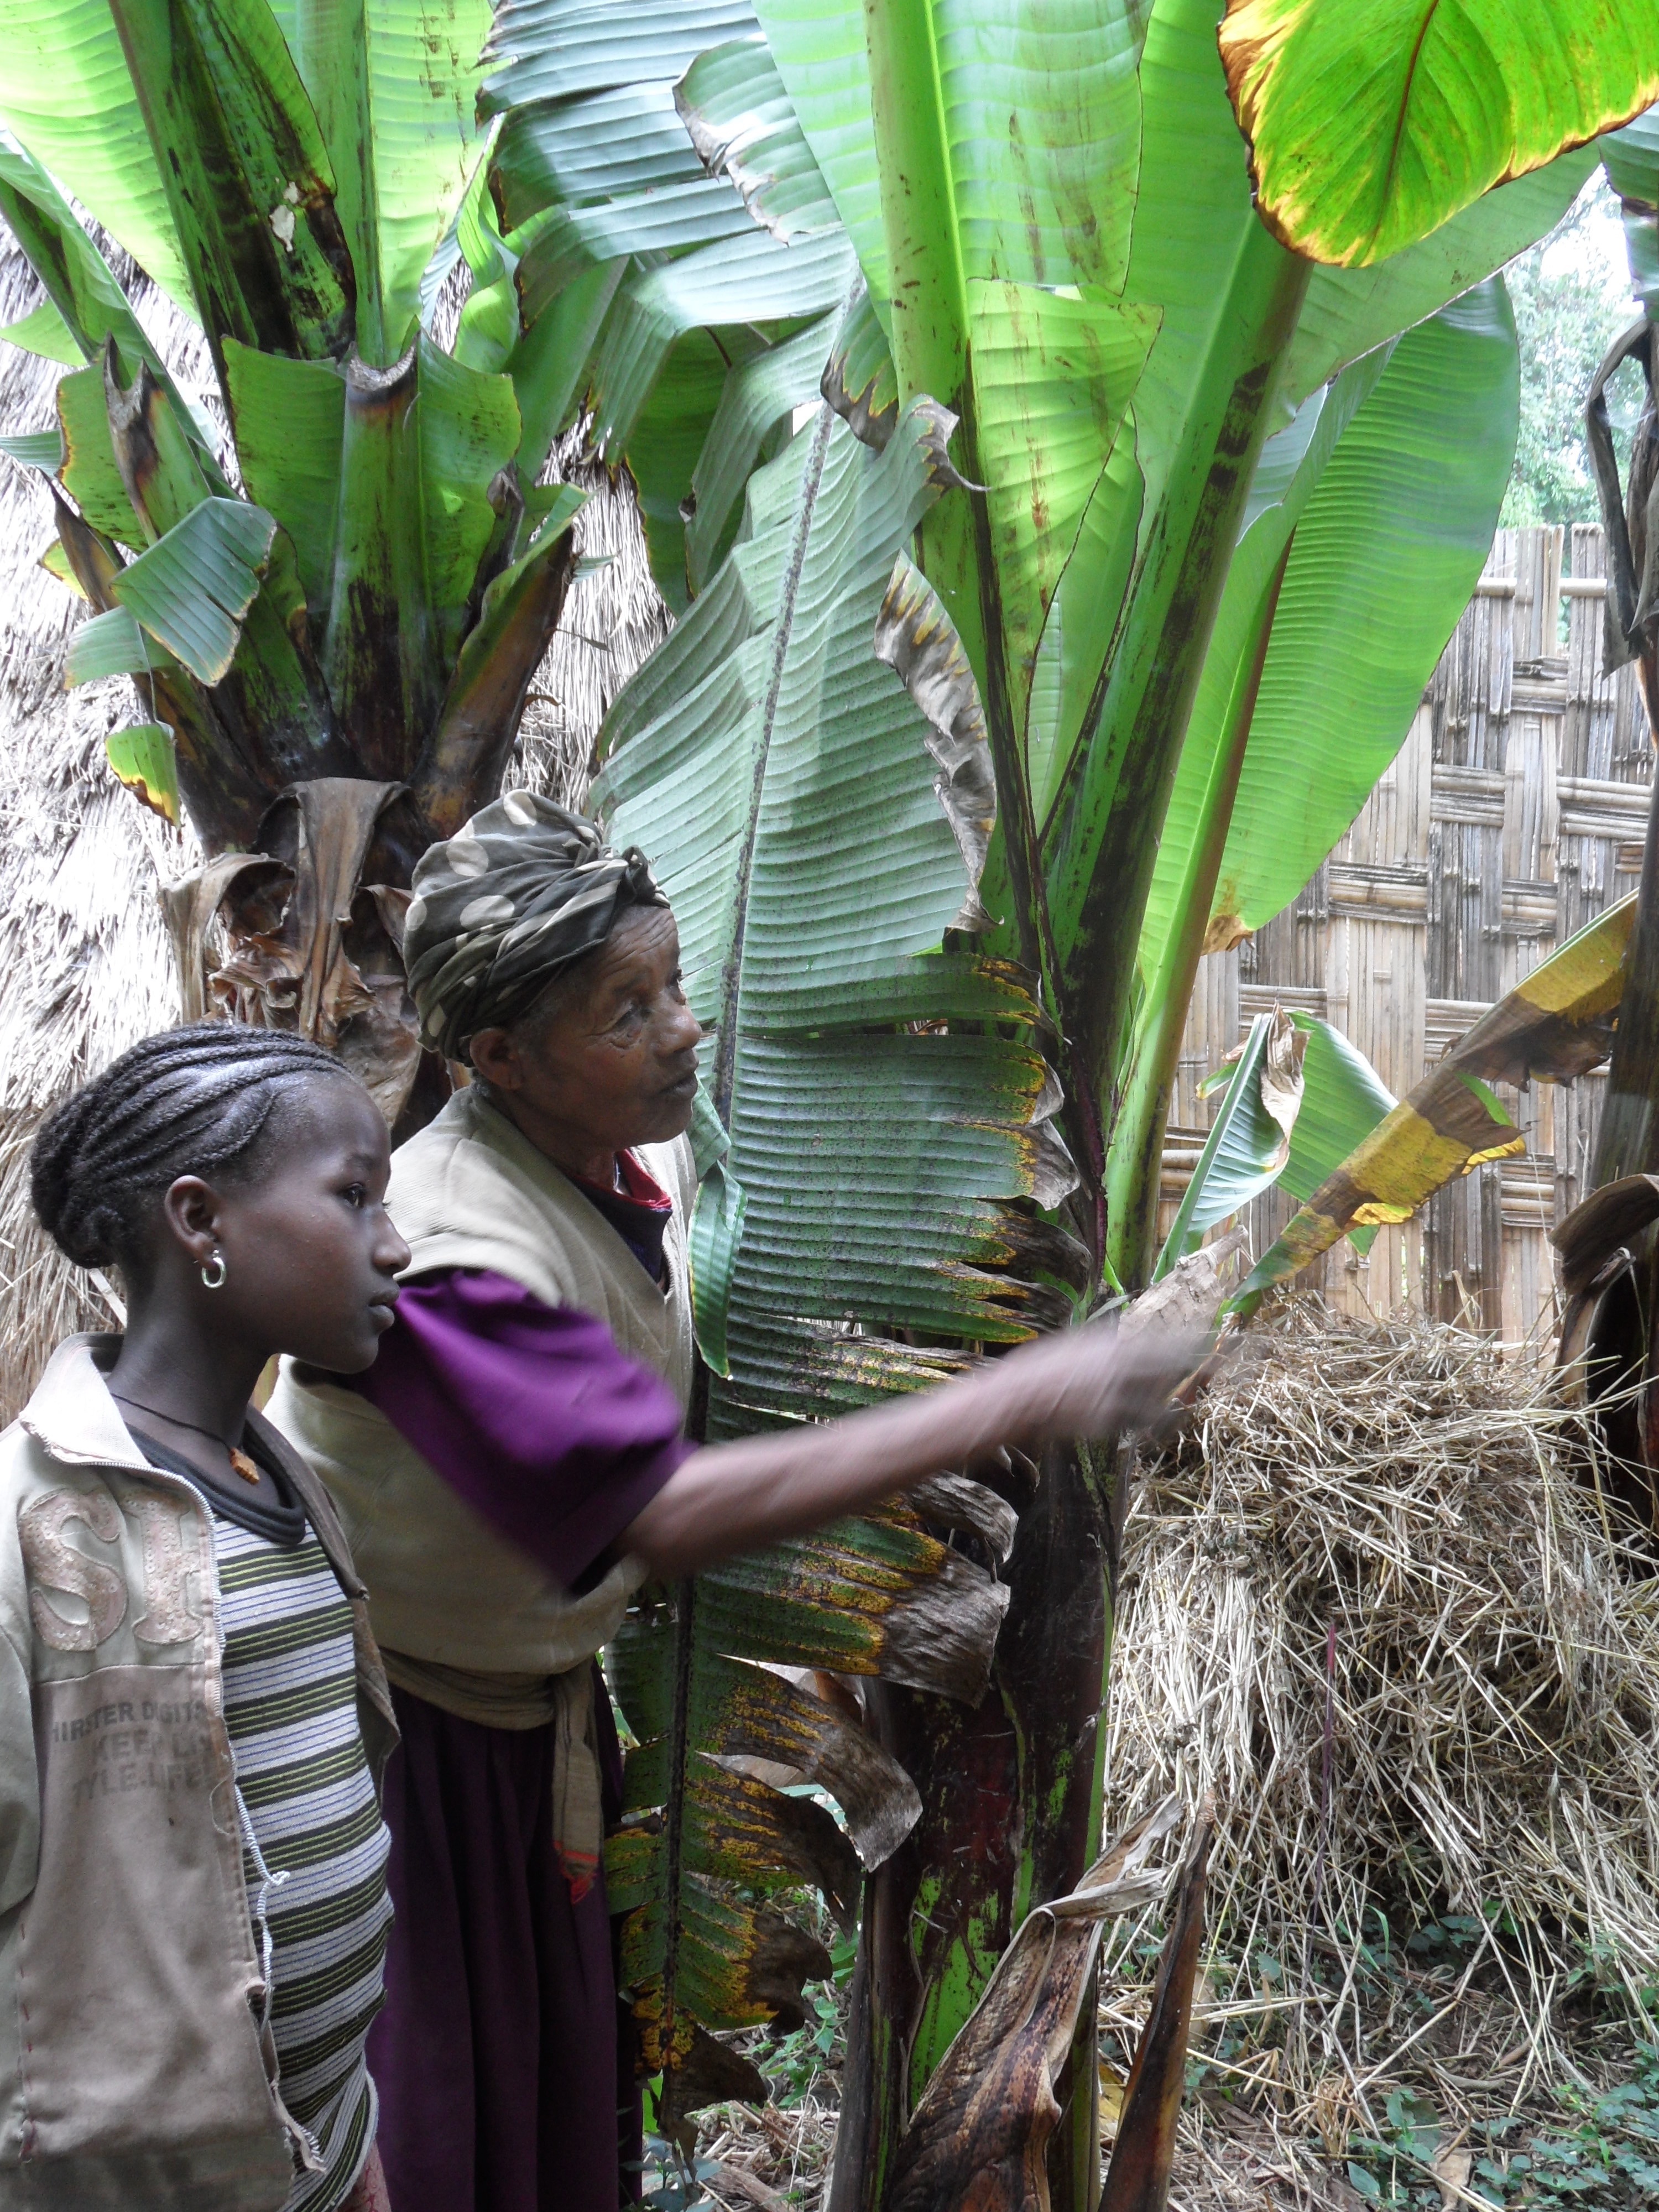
{"left": 1100, "top": 1306, "right": 1659, "bottom": 2146}
{"left": 0, "top": 228, "right": 197, "bottom": 1414}
{"left": 0, "top": 220, "right": 665, "bottom": 1418}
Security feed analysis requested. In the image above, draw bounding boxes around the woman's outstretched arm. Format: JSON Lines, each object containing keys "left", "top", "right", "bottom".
{"left": 622, "top": 1318, "right": 1199, "bottom": 1579}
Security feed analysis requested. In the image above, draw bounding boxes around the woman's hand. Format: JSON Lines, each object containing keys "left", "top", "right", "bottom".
{"left": 951, "top": 1314, "right": 1206, "bottom": 1451}
{"left": 623, "top": 1316, "right": 1208, "bottom": 1582}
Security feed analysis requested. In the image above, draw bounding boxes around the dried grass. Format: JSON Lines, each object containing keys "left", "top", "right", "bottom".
{"left": 1097, "top": 1301, "right": 1659, "bottom": 2197}
{"left": 690, "top": 1308, "right": 1659, "bottom": 2208}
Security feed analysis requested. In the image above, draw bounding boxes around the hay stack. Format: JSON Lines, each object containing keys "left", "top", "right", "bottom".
{"left": 0, "top": 220, "right": 663, "bottom": 1418}
{"left": 1102, "top": 1307, "right": 1659, "bottom": 2119}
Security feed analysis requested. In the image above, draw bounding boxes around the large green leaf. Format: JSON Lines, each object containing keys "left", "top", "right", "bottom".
{"left": 1102, "top": 362, "right": 1381, "bottom": 1281}
{"left": 112, "top": 495, "right": 280, "bottom": 682}
{"left": 585, "top": 227, "right": 858, "bottom": 456}
{"left": 478, "top": 0, "right": 759, "bottom": 116}
{"left": 1154, "top": 1010, "right": 1298, "bottom": 1274}
{"left": 967, "top": 283, "right": 1157, "bottom": 729}
{"left": 1038, "top": 0, "right": 1308, "bottom": 1094}
{"left": 676, "top": 35, "right": 842, "bottom": 241}
{"left": 0, "top": 0, "right": 193, "bottom": 310}
{"left": 686, "top": 313, "right": 837, "bottom": 594}
{"left": 56, "top": 363, "right": 144, "bottom": 544}
{"left": 1134, "top": 356, "right": 1387, "bottom": 992}
{"left": 1106, "top": 280, "right": 1520, "bottom": 1288}
{"left": 105, "top": 0, "right": 354, "bottom": 371}
{"left": 415, "top": 337, "right": 521, "bottom": 665}
{"left": 1208, "top": 280, "right": 1519, "bottom": 938}
{"left": 1281, "top": 1012, "right": 1394, "bottom": 1244}
{"left": 599, "top": 395, "right": 1082, "bottom": 1388}
{"left": 477, "top": 0, "right": 849, "bottom": 594}
{"left": 222, "top": 343, "right": 346, "bottom": 608}
{"left": 105, "top": 721, "right": 181, "bottom": 824}
{"left": 745, "top": 0, "right": 888, "bottom": 301}
{"left": 593, "top": 393, "right": 1078, "bottom": 2120}
{"left": 1219, "top": 0, "right": 1659, "bottom": 267}
{"left": 320, "top": 350, "right": 437, "bottom": 778}
{"left": 284, "top": 0, "right": 494, "bottom": 365}
{"left": 0, "top": 133, "right": 164, "bottom": 372}
{"left": 65, "top": 604, "right": 156, "bottom": 685}
{"left": 753, "top": 0, "right": 1143, "bottom": 321}
{"left": 491, "top": 83, "right": 708, "bottom": 228}
{"left": 0, "top": 300, "right": 82, "bottom": 364}
{"left": 1282, "top": 147, "right": 1596, "bottom": 410}
{"left": 621, "top": 332, "right": 734, "bottom": 612}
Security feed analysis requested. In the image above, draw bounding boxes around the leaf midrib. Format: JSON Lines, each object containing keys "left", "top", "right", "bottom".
{"left": 710, "top": 397, "right": 836, "bottom": 1126}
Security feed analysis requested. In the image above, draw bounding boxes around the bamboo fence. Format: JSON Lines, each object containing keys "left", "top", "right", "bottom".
{"left": 1164, "top": 525, "right": 1652, "bottom": 1345}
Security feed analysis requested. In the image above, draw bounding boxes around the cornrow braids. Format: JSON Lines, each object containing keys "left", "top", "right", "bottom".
{"left": 31, "top": 1023, "right": 353, "bottom": 1274}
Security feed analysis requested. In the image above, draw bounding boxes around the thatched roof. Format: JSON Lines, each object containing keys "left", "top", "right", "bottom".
{"left": 0, "top": 220, "right": 666, "bottom": 1418}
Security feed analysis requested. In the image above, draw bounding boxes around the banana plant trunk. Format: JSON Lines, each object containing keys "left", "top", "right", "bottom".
{"left": 830, "top": 1441, "right": 1117, "bottom": 2212}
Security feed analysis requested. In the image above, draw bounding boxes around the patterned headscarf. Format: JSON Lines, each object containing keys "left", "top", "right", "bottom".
{"left": 403, "top": 793, "right": 668, "bottom": 1062}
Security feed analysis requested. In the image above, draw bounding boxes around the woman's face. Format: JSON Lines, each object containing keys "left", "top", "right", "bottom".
{"left": 469, "top": 906, "right": 703, "bottom": 1166}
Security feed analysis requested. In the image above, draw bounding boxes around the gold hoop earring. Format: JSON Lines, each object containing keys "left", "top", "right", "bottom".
{"left": 201, "top": 1250, "right": 227, "bottom": 1291}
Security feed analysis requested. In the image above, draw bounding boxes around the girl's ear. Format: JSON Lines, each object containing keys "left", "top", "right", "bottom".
{"left": 159, "top": 1174, "right": 224, "bottom": 1271}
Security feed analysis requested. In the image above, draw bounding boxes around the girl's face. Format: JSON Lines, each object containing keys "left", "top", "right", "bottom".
{"left": 160, "top": 1077, "right": 410, "bottom": 1373}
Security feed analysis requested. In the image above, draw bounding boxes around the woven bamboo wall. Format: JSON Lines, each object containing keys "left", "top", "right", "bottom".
{"left": 1162, "top": 525, "right": 1653, "bottom": 1344}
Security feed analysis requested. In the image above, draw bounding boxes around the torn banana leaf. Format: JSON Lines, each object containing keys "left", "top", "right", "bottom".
{"left": 608, "top": 1490, "right": 1011, "bottom": 2126}
{"left": 874, "top": 551, "right": 997, "bottom": 929}
{"left": 883, "top": 1798, "right": 1182, "bottom": 2212}
{"left": 821, "top": 277, "right": 896, "bottom": 452}
{"left": 1155, "top": 1008, "right": 1304, "bottom": 1277}
{"left": 1234, "top": 895, "right": 1637, "bottom": 1316}
{"left": 105, "top": 722, "right": 179, "bottom": 824}
{"left": 1099, "top": 1819, "right": 1214, "bottom": 2212}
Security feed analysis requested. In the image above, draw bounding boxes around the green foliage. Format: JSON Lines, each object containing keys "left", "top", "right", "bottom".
{"left": 1343, "top": 2052, "right": 1659, "bottom": 2208}
{"left": 1502, "top": 181, "right": 1641, "bottom": 529}
{"left": 1220, "top": 0, "right": 1659, "bottom": 268}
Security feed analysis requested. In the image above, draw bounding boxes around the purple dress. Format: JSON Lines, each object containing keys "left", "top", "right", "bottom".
{"left": 351, "top": 1163, "right": 691, "bottom": 2212}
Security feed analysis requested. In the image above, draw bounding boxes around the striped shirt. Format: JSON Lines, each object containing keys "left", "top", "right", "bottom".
{"left": 214, "top": 1514, "right": 394, "bottom": 2212}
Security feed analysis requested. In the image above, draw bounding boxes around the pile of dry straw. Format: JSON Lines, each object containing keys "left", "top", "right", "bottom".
{"left": 1100, "top": 1303, "right": 1659, "bottom": 2145}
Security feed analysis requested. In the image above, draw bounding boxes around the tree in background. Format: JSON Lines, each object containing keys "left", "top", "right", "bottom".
{"left": 1504, "top": 179, "right": 1639, "bottom": 528}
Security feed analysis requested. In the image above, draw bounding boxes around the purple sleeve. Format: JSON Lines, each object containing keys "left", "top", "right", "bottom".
{"left": 351, "top": 1267, "right": 692, "bottom": 1590}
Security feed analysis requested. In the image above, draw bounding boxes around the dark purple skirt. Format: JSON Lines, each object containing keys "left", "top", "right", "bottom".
{"left": 368, "top": 1679, "right": 641, "bottom": 2212}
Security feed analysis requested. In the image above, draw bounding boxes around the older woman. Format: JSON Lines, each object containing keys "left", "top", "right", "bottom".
{"left": 269, "top": 795, "right": 1188, "bottom": 2212}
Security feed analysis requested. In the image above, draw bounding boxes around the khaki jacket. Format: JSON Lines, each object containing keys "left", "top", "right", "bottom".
{"left": 0, "top": 1337, "right": 397, "bottom": 2211}
{"left": 268, "top": 1086, "right": 696, "bottom": 1704}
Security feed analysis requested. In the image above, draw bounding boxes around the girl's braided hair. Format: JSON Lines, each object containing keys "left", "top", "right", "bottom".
{"left": 31, "top": 1022, "right": 351, "bottom": 1272}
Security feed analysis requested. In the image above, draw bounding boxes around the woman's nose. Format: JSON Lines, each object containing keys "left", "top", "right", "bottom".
{"left": 662, "top": 997, "right": 703, "bottom": 1051}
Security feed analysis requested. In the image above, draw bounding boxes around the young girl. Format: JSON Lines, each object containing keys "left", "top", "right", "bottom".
{"left": 6, "top": 1022, "right": 409, "bottom": 2211}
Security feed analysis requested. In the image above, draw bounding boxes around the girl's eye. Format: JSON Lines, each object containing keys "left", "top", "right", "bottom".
{"left": 342, "top": 1183, "right": 368, "bottom": 1208}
